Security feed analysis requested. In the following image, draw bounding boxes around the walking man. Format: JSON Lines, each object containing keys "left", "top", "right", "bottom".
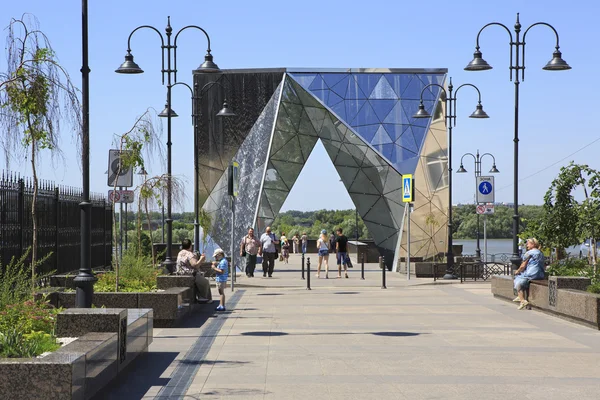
{"left": 259, "top": 226, "right": 279, "bottom": 277}
{"left": 335, "top": 228, "right": 349, "bottom": 278}
{"left": 301, "top": 232, "right": 308, "bottom": 254}
{"left": 292, "top": 234, "right": 299, "bottom": 254}
{"left": 240, "top": 227, "right": 260, "bottom": 277}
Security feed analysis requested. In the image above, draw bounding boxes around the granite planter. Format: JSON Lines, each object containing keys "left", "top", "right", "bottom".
{"left": 415, "top": 262, "right": 446, "bottom": 278}
{"left": 139, "top": 287, "right": 192, "bottom": 327}
{"left": 491, "top": 275, "right": 600, "bottom": 329}
{"left": 0, "top": 308, "right": 153, "bottom": 400}
{"left": 52, "top": 287, "right": 192, "bottom": 328}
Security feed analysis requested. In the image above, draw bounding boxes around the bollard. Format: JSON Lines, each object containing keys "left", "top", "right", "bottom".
{"left": 306, "top": 257, "right": 311, "bottom": 290}
{"left": 361, "top": 253, "right": 365, "bottom": 280}
{"left": 381, "top": 256, "right": 386, "bottom": 289}
{"left": 301, "top": 253, "right": 305, "bottom": 280}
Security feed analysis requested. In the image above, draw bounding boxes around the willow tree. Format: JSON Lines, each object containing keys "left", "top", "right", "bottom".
{"left": 136, "top": 173, "right": 185, "bottom": 265}
{"left": 0, "top": 15, "right": 80, "bottom": 291}
{"left": 110, "top": 109, "right": 163, "bottom": 290}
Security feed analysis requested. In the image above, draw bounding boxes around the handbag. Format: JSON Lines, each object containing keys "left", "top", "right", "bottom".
{"left": 279, "top": 255, "right": 284, "bottom": 262}
{"left": 344, "top": 253, "right": 353, "bottom": 268}
{"left": 241, "top": 236, "right": 247, "bottom": 257}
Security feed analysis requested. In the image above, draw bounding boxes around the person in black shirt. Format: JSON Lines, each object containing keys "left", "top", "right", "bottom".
{"left": 335, "top": 228, "right": 349, "bottom": 278}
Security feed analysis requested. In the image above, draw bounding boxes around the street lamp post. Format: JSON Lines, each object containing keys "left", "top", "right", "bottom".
{"left": 457, "top": 151, "right": 500, "bottom": 260}
{"left": 464, "top": 12, "right": 571, "bottom": 271}
{"left": 165, "top": 81, "right": 236, "bottom": 253}
{"left": 116, "top": 16, "right": 221, "bottom": 273}
{"left": 74, "top": 0, "right": 97, "bottom": 308}
{"left": 413, "top": 78, "right": 489, "bottom": 279}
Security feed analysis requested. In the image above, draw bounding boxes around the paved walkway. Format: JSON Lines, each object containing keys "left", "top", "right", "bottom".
{"left": 95, "top": 255, "right": 600, "bottom": 399}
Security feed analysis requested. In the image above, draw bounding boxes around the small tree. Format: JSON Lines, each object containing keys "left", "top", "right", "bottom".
{"left": 542, "top": 162, "right": 600, "bottom": 271}
{"left": 0, "top": 15, "right": 80, "bottom": 292}
{"left": 136, "top": 173, "right": 185, "bottom": 265}
{"left": 110, "top": 110, "right": 162, "bottom": 291}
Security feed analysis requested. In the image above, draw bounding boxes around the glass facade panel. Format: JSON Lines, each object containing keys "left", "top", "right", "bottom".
{"left": 369, "top": 76, "right": 398, "bottom": 99}
{"left": 330, "top": 75, "right": 351, "bottom": 98}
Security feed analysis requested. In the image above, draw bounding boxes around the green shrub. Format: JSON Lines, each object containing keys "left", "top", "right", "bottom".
{"left": 100, "top": 250, "right": 159, "bottom": 292}
{"left": 0, "top": 251, "right": 34, "bottom": 309}
{"left": 587, "top": 282, "right": 600, "bottom": 294}
{"left": 0, "top": 300, "right": 61, "bottom": 335}
{"left": 0, "top": 329, "right": 60, "bottom": 358}
{"left": 0, "top": 248, "right": 54, "bottom": 310}
{"left": 546, "top": 258, "right": 590, "bottom": 277}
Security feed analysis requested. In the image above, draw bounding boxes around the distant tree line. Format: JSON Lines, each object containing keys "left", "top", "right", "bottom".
{"left": 272, "top": 209, "right": 369, "bottom": 239}
{"left": 453, "top": 204, "right": 543, "bottom": 239}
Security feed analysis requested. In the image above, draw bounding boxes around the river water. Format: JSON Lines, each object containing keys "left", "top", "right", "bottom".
{"left": 454, "top": 239, "right": 584, "bottom": 259}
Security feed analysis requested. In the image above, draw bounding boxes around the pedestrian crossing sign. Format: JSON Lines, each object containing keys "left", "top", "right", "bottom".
{"left": 402, "top": 174, "right": 414, "bottom": 203}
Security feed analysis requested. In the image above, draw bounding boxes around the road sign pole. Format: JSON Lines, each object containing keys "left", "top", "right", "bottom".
{"left": 119, "top": 186, "right": 123, "bottom": 261}
{"left": 484, "top": 214, "right": 488, "bottom": 263}
{"left": 407, "top": 203, "right": 411, "bottom": 280}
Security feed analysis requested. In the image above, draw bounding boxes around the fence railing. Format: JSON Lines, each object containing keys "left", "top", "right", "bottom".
{"left": 0, "top": 172, "right": 112, "bottom": 275}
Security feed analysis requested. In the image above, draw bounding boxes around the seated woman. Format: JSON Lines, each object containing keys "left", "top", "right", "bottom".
{"left": 513, "top": 238, "right": 545, "bottom": 310}
{"left": 176, "top": 239, "right": 212, "bottom": 303}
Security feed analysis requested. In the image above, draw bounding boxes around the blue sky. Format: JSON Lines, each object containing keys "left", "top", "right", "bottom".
{"left": 1, "top": 0, "right": 598, "bottom": 212}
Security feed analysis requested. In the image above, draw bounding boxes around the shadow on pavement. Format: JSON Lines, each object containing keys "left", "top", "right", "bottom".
{"left": 240, "top": 331, "right": 425, "bottom": 337}
{"left": 91, "top": 351, "right": 178, "bottom": 400}
{"left": 255, "top": 293, "right": 284, "bottom": 296}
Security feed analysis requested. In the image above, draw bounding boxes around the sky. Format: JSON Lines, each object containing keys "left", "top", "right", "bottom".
{"left": 1, "top": 0, "right": 599, "bottom": 212}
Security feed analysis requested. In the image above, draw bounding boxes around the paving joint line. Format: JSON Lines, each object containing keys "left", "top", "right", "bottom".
{"left": 156, "top": 289, "right": 245, "bottom": 399}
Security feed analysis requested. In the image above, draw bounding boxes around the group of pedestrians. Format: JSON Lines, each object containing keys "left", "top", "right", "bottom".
{"left": 238, "top": 226, "right": 351, "bottom": 279}
{"left": 239, "top": 226, "right": 278, "bottom": 278}
{"left": 316, "top": 228, "right": 350, "bottom": 279}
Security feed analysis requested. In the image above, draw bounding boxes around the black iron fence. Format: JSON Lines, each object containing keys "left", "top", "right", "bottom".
{"left": 0, "top": 172, "right": 112, "bottom": 275}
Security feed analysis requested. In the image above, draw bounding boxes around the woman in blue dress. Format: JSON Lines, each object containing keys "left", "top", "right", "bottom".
{"left": 513, "top": 238, "right": 545, "bottom": 310}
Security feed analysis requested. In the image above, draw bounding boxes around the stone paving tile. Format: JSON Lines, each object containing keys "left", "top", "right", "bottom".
{"left": 95, "top": 256, "right": 600, "bottom": 399}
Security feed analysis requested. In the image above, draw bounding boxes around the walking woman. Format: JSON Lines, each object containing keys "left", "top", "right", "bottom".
{"left": 316, "top": 229, "right": 330, "bottom": 279}
{"left": 281, "top": 232, "right": 290, "bottom": 264}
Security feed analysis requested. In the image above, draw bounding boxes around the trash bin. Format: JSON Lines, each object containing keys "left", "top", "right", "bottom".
{"left": 491, "top": 254, "right": 495, "bottom": 262}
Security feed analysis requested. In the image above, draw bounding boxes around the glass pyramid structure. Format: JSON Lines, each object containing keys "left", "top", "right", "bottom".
{"left": 194, "top": 68, "right": 449, "bottom": 269}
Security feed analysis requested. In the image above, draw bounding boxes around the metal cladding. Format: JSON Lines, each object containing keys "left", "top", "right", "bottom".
{"left": 193, "top": 68, "right": 449, "bottom": 269}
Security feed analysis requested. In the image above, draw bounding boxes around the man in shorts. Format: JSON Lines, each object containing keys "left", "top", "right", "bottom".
{"left": 211, "top": 248, "right": 229, "bottom": 312}
{"left": 335, "top": 228, "right": 349, "bottom": 278}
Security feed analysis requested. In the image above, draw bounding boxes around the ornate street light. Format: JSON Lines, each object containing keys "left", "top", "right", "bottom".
{"left": 413, "top": 77, "right": 489, "bottom": 279}
{"left": 465, "top": 12, "right": 571, "bottom": 271}
{"left": 457, "top": 151, "right": 499, "bottom": 259}
{"left": 116, "top": 16, "right": 221, "bottom": 274}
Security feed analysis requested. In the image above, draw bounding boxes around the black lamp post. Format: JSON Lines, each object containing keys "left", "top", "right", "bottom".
{"left": 74, "top": 0, "right": 96, "bottom": 308}
{"left": 164, "top": 81, "right": 236, "bottom": 253}
{"left": 413, "top": 78, "right": 489, "bottom": 279}
{"left": 465, "top": 13, "right": 571, "bottom": 271}
{"left": 457, "top": 151, "right": 499, "bottom": 260}
{"left": 116, "top": 16, "right": 221, "bottom": 273}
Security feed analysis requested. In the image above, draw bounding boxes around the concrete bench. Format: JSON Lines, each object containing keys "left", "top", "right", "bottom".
{"left": 491, "top": 275, "right": 600, "bottom": 329}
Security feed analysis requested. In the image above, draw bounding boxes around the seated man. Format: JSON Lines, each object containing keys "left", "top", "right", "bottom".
{"left": 176, "top": 239, "right": 212, "bottom": 303}
{"left": 513, "top": 238, "right": 545, "bottom": 310}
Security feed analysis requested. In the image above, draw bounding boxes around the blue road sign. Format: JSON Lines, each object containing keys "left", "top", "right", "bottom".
{"left": 402, "top": 174, "right": 413, "bottom": 203}
{"left": 476, "top": 176, "right": 495, "bottom": 203}
{"left": 478, "top": 181, "right": 492, "bottom": 195}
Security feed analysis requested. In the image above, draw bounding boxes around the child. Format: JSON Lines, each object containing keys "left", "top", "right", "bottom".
{"left": 211, "top": 248, "right": 229, "bottom": 312}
